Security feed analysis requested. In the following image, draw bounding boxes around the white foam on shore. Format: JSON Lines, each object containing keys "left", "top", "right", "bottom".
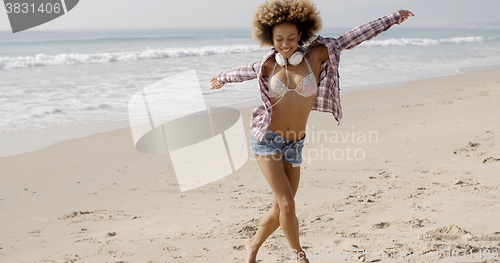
{"left": 0, "top": 45, "right": 262, "bottom": 70}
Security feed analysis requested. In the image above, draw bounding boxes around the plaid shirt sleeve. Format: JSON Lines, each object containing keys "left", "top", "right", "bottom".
{"left": 216, "top": 62, "right": 260, "bottom": 84}
{"left": 335, "top": 11, "right": 401, "bottom": 51}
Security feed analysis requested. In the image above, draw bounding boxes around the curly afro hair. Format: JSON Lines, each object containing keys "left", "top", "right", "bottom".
{"left": 251, "top": 0, "right": 322, "bottom": 48}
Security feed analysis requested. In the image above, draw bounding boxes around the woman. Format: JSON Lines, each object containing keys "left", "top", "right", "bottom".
{"left": 210, "top": 0, "right": 414, "bottom": 262}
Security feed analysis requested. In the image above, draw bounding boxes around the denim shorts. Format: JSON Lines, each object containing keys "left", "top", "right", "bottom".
{"left": 249, "top": 128, "right": 306, "bottom": 167}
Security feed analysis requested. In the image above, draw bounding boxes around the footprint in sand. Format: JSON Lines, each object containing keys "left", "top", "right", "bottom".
{"left": 453, "top": 142, "right": 480, "bottom": 155}
{"left": 405, "top": 218, "right": 433, "bottom": 228}
{"left": 373, "top": 170, "right": 397, "bottom": 179}
{"left": 483, "top": 157, "right": 500, "bottom": 163}
{"left": 371, "top": 221, "right": 390, "bottom": 229}
{"left": 477, "top": 232, "right": 500, "bottom": 241}
{"left": 454, "top": 179, "right": 479, "bottom": 187}
{"left": 58, "top": 210, "right": 138, "bottom": 224}
{"left": 28, "top": 229, "right": 42, "bottom": 237}
{"left": 421, "top": 225, "right": 473, "bottom": 241}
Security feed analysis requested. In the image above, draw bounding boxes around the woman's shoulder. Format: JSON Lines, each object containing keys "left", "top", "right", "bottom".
{"left": 261, "top": 56, "right": 276, "bottom": 78}
{"left": 305, "top": 37, "right": 329, "bottom": 63}
{"left": 305, "top": 35, "right": 336, "bottom": 50}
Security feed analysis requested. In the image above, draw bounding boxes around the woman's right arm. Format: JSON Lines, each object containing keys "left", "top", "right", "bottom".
{"left": 210, "top": 62, "right": 260, "bottom": 90}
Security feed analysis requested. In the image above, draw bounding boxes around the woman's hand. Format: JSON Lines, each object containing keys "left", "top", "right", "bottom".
{"left": 210, "top": 75, "right": 225, "bottom": 90}
{"left": 396, "top": 10, "right": 415, "bottom": 24}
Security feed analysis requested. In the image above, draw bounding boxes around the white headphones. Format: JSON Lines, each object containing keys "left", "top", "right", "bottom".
{"left": 275, "top": 51, "right": 304, "bottom": 66}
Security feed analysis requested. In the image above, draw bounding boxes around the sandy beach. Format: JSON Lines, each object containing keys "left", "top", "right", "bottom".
{"left": 1, "top": 69, "right": 499, "bottom": 263}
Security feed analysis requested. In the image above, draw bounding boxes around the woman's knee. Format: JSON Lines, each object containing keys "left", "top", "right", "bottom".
{"left": 277, "top": 197, "right": 295, "bottom": 215}
{"left": 264, "top": 199, "right": 278, "bottom": 214}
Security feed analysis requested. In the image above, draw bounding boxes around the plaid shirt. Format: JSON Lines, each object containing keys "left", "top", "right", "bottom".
{"left": 217, "top": 12, "right": 402, "bottom": 141}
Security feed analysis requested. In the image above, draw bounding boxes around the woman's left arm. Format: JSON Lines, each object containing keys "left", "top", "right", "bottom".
{"left": 335, "top": 10, "right": 414, "bottom": 52}
{"left": 313, "top": 10, "right": 414, "bottom": 63}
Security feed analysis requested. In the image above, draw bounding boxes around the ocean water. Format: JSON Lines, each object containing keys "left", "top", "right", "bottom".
{"left": 0, "top": 26, "right": 499, "bottom": 137}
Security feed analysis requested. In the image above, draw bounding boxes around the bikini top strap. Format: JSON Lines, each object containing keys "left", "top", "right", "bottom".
{"left": 271, "top": 62, "right": 278, "bottom": 77}
{"left": 303, "top": 56, "right": 313, "bottom": 74}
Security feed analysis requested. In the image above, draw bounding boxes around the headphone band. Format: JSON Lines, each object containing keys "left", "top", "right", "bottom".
{"left": 275, "top": 51, "right": 304, "bottom": 66}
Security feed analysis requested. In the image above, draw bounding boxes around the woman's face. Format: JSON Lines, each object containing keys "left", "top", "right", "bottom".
{"left": 272, "top": 22, "right": 301, "bottom": 59}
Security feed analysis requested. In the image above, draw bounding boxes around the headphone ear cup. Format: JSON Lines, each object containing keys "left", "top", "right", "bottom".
{"left": 288, "top": 51, "right": 304, "bottom": 66}
{"left": 275, "top": 52, "right": 287, "bottom": 66}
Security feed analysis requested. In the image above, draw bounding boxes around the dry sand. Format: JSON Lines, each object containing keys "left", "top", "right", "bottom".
{"left": 1, "top": 69, "right": 499, "bottom": 263}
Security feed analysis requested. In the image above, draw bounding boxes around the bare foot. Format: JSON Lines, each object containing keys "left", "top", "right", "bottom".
{"left": 295, "top": 250, "right": 310, "bottom": 263}
{"left": 245, "top": 238, "right": 259, "bottom": 263}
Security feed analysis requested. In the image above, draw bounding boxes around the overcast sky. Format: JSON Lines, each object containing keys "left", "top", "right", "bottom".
{"left": 1, "top": 0, "right": 499, "bottom": 31}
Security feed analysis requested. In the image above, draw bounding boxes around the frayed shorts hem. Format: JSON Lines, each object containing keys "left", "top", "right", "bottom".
{"left": 249, "top": 149, "right": 278, "bottom": 156}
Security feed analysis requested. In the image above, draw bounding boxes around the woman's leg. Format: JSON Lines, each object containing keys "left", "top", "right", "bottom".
{"left": 249, "top": 160, "right": 301, "bottom": 246}
{"left": 245, "top": 153, "right": 307, "bottom": 263}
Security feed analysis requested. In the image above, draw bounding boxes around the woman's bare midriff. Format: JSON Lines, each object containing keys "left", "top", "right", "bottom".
{"left": 267, "top": 93, "right": 316, "bottom": 142}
